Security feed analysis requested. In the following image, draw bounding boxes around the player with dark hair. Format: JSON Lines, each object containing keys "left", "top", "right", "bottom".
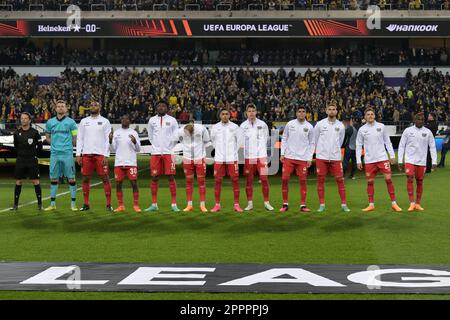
{"left": 11, "top": 112, "right": 43, "bottom": 211}
{"left": 240, "top": 103, "right": 274, "bottom": 211}
{"left": 356, "top": 107, "right": 402, "bottom": 212}
{"left": 76, "top": 101, "right": 113, "bottom": 212}
{"left": 145, "top": 101, "right": 180, "bottom": 212}
{"left": 279, "top": 106, "right": 315, "bottom": 212}
{"left": 398, "top": 112, "right": 437, "bottom": 211}
{"left": 210, "top": 108, "right": 243, "bottom": 212}
{"left": 109, "top": 114, "right": 142, "bottom": 213}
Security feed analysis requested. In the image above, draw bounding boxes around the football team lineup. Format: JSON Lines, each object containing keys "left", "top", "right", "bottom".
{"left": 7, "top": 99, "right": 438, "bottom": 215}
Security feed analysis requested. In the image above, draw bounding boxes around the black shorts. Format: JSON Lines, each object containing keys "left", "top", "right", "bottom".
{"left": 15, "top": 157, "right": 40, "bottom": 180}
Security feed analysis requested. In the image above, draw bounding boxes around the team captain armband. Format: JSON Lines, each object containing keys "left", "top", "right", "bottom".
{"left": 71, "top": 130, "right": 78, "bottom": 136}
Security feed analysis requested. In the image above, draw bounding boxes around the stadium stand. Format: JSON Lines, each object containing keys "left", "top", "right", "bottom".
{"left": 1, "top": 67, "right": 448, "bottom": 126}
{"left": 0, "top": 44, "right": 448, "bottom": 66}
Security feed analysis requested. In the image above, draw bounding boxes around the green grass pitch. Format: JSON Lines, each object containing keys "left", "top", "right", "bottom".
{"left": 0, "top": 155, "right": 449, "bottom": 300}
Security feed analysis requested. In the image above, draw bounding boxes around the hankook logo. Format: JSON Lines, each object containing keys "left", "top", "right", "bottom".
{"left": 386, "top": 24, "right": 438, "bottom": 32}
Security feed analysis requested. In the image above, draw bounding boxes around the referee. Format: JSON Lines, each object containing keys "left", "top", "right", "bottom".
{"left": 11, "top": 112, "right": 43, "bottom": 211}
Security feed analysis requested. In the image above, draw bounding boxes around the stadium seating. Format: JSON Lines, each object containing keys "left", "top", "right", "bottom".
{"left": 1, "top": 66, "right": 448, "bottom": 125}
{"left": 0, "top": 45, "right": 448, "bottom": 66}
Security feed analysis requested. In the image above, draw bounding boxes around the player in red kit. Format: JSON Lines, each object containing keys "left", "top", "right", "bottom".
{"left": 313, "top": 102, "right": 350, "bottom": 213}
{"left": 279, "top": 106, "right": 315, "bottom": 212}
{"left": 109, "top": 115, "right": 141, "bottom": 213}
{"left": 178, "top": 121, "right": 210, "bottom": 212}
{"left": 356, "top": 108, "right": 402, "bottom": 212}
{"left": 240, "top": 104, "right": 274, "bottom": 211}
{"left": 76, "top": 101, "right": 113, "bottom": 212}
{"left": 145, "top": 101, "right": 180, "bottom": 212}
{"left": 210, "top": 109, "right": 243, "bottom": 212}
{"left": 398, "top": 112, "right": 437, "bottom": 211}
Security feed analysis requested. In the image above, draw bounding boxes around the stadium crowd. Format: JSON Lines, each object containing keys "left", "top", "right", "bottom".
{"left": 0, "top": 66, "right": 449, "bottom": 127}
{"left": 1, "top": 0, "right": 449, "bottom": 10}
{"left": 1, "top": 44, "right": 449, "bottom": 66}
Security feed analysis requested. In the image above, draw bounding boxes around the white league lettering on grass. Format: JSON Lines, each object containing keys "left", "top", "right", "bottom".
{"left": 218, "top": 268, "right": 346, "bottom": 287}
{"left": 20, "top": 266, "right": 109, "bottom": 285}
{"left": 348, "top": 269, "right": 450, "bottom": 288}
{"left": 118, "top": 267, "right": 216, "bottom": 286}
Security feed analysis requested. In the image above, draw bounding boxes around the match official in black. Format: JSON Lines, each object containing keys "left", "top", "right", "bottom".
{"left": 11, "top": 112, "right": 43, "bottom": 211}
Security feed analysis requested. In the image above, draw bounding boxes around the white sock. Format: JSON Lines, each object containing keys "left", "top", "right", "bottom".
{"left": 369, "top": 203, "right": 374, "bottom": 207}
{"left": 247, "top": 201, "right": 253, "bottom": 206}
{"left": 152, "top": 203, "right": 158, "bottom": 207}
{"left": 200, "top": 201, "right": 205, "bottom": 207}
{"left": 187, "top": 201, "right": 193, "bottom": 206}
{"left": 341, "top": 203, "right": 347, "bottom": 207}
{"left": 410, "top": 202, "right": 415, "bottom": 205}
{"left": 392, "top": 201, "right": 397, "bottom": 205}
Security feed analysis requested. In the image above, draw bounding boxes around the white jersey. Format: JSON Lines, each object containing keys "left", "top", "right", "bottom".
{"left": 178, "top": 123, "right": 211, "bottom": 161}
{"left": 240, "top": 118, "right": 269, "bottom": 159}
{"left": 281, "top": 119, "right": 315, "bottom": 161}
{"left": 314, "top": 118, "right": 345, "bottom": 161}
{"left": 398, "top": 125, "right": 437, "bottom": 166}
{"left": 210, "top": 121, "right": 242, "bottom": 162}
{"left": 110, "top": 127, "right": 141, "bottom": 167}
{"left": 356, "top": 121, "right": 395, "bottom": 164}
{"left": 76, "top": 115, "right": 111, "bottom": 157}
{"left": 147, "top": 114, "right": 178, "bottom": 155}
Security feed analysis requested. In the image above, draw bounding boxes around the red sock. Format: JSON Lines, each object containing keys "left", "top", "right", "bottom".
{"left": 151, "top": 180, "right": 158, "bottom": 203}
{"left": 198, "top": 176, "right": 206, "bottom": 202}
{"left": 385, "top": 178, "right": 396, "bottom": 201}
{"left": 335, "top": 176, "right": 346, "bottom": 204}
{"left": 116, "top": 190, "right": 124, "bottom": 206}
{"left": 416, "top": 179, "right": 423, "bottom": 204}
{"left": 299, "top": 178, "right": 307, "bottom": 205}
{"left": 367, "top": 179, "right": 375, "bottom": 203}
{"left": 317, "top": 175, "right": 325, "bottom": 204}
{"left": 282, "top": 177, "right": 289, "bottom": 204}
{"left": 232, "top": 176, "right": 240, "bottom": 204}
{"left": 133, "top": 191, "right": 139, "bottom": 206}
{"left": 185, "top": 177, "right": 194, "bottom": 202}
{"left": 245, "top": 173, "right": 254, "bottom": 202}
{"left": 214, "top": 177, "right": 223, "bottom": 204}
{"left": 261, "top": 175, "right": 269, "bottom": 202}
{"left": 407, "top": 176, "right": 414, "bottom": 202}
{"left": 82, "top": 180, "right": 90, "bottom": 205}
{"left": 169, "top": 179, "right": 177, "bottom": 205}
{"left": 103, "top": 180, "right": 112, "bottom": 206}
